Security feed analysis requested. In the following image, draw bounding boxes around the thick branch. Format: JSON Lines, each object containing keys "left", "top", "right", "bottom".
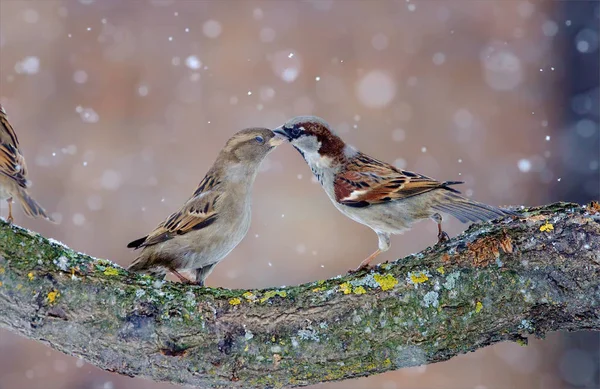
{"left": 0, "top": 202, "right": 599, "bottom": 388}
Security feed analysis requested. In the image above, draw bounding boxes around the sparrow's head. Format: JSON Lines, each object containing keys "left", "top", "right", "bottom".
{"left": 222, "top": 128, "right": 284, "bottom": 164}
{"left": 273, "top": 116, "right": 349, "bottom": 164}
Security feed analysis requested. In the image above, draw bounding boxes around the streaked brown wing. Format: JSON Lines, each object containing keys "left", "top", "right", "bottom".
{"left": 127, "top": 190, "right": 220, "bottom": 249}
{"left": 334, "top": 153, "right": 458, "bottom": 207}
{"left": 0, "top": 104, "right": 20, "bottom": 148}
{"left": 0, "top": 143, "right": 29, "bottom": 188}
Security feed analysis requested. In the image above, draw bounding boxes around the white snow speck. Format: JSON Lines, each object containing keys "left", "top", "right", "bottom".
{"left": 542, "top": 20, "right": 558, "bottom": 37}
{"left": 392, "top": 128, "right": 405, "bottom": 142}
{"left": 203, "top": 20, "right": 222, "bottom": 38}
{"left": 253, "top": 8, "right": 263, "bottom": 20}
{"left": 480, "top": 45, "right": 523, "bottom": 90}
{"left": 185, "top": 55, "right": 202, "bottom": 70}
{"left": 356, "top": 70, "right": 396, "bottom": 108}
{"left": 432, "top": 52, "right": 446, "bottom": 65}
{"left": 15, "top": 56, "right": 40, "bottom": 75}
{"left": 73, "top": 70, "right": 88, "bottom": 84}
{"left": 138, "top": 84, "right": 149, "bottom": 96}
{"left": 421, "top": 147, "right": 427, "bottom": 153}
{"left": 72, "top": 213, "right": 86, "bottom": 226}
{"left": 272, "top": 50, "right": 301, "bottom": 83}
{"left": 77, "top": 107, "right": 99, "bottom": 123}
{"left": 394, "top": 158, "right": 406, "bottom": 169}
{"left": 371, "top": 33, "right": 389, "bottom": 50}
{"left": 23, "top": 9, "right": 39, "bottom": 24}
{"left": 545, "top": 135, "right": 551, "bottom": 141}
{"left": 100, "top": 170, "right": 122, "bottom": 190}
{"left": 259, "top": 27, "right": 276, "bottom": 43}
{"left": 296, "top": 244, "right": 306, "bottom": 254}
{"left": 518, "top": 159, "right": 532, "bottom": 172}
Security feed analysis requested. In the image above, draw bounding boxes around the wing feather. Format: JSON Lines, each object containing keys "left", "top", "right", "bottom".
{"left": 127, "top": 185, "right": 221, "bottom": 250}
{"left": 334, "top": 153, "right": 462, "bottom": 207}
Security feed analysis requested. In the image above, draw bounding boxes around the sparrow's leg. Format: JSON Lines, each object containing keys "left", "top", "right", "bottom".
{"left": 194, "top": 264, "right": 216, "bottom": 287}
{"left": 431, "top": 212, "right": 449, "bottom": 244}
{"left": 7, "top": 197, "right": 13, "bottom": 224}
{"left": 170, "top": 269, "right": 195, "bottom": 284}
{"left": 351, "top": 232, "right": 390, "bottom": 272}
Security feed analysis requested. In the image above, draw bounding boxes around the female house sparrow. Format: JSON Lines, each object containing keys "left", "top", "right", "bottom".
{"left": 0, "top": 104, "right": 54, "bottom": 223}
{"left": 274, "top": 116, "right": 513, "bottom": 271}
{"left": 127, "top": 128, "right": 284, "bottom": 286}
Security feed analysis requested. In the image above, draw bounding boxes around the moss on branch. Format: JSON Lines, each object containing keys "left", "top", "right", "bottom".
{"left": 0, "top": 202, "right": 599, "bottom": 388}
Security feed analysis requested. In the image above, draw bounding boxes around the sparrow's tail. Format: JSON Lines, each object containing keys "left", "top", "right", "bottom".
{"left": 17, "top": 189, "right": 55, "bottom": 223}
{"left": 431, "top": 190, "right": 515, "bottom": 223}
{"left": 127, "top": 256, "right": 167, "bottom": 279}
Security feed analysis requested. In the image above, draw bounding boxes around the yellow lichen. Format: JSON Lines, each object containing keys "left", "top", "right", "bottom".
{"left": 16, "top": 284, "right": 22, "bottom": 290}
{"left": 229, "top": 298, "right": 241, "bottom": 306}
{"left": 436, "top": 266, "right": 445, "bottom": 275}
{"left": 260, "top": 290, "right": 287, "bottom": 303}
{"left": 340, "top": 282, "right": 352, "bottom": 294}
{"left": 409, "top": 272, "right": 428, "bottom": 285}
{"left": 103, "top": 267, "right": 119, "bottom": 276}
{"left": 353, "top": 286, "right": 367, "bottom": 295}
{"left": 47, "top": 290, "right": 59, "bottom": 304}
{"left": 540, "top": 222, "right": 554, "bottom": 232}
{"left": 312, "top": 287, "right": 325, "bottom": 292}
{"left": 0, "top": 266, "right": 5, "bottom": 274}
{"left": 339, "top": 282, "right": 352, "bottom": 294}
{"left": 475, "top": 301, "right": 483, "bottom": 313}
{"left": 384, "top": 358, "right": 392, "bottom": 366}
{"left": 375, "top": 274, "right": 399, "bottom": 291}
{"left": 27, "top": 272, "right": 34, "bottom": 281}
{"left": 0, "top": 281, "right": 2, "bottom": 287}
{"left": 243, "top": 291, "right": 257, "bottom": 301}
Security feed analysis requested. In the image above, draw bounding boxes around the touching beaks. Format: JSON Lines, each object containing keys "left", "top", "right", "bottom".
{"left": 272, "top": 126, "right": 291, "bottom": 141}
{"left": 268, "top": 135, "right": 286, "bottom": 146}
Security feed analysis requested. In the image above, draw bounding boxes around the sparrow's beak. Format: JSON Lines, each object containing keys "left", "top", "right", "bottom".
{"left": 272, "top": 126, "right": 291, "bottom": 141}
{"left": 268, "top": 135, "right": 285, "bottom": 147}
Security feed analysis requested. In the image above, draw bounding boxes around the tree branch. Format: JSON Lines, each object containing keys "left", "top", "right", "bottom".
{"left": 0, "top": 202, "right": 599, "bottom": 388}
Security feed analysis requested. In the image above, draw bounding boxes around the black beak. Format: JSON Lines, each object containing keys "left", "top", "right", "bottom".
{"left": 273, "top": 126, "right": 291, "bottom": 141}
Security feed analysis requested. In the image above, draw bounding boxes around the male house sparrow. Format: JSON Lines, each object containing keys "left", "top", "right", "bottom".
{"left": 274, "top": 116, "right": 513, "bottom": 271}
{"left": 0, "top": 104, "right": 54, "bottom": 223}
{"left": 127, "top": 128, "right": 284, "bottom": 286}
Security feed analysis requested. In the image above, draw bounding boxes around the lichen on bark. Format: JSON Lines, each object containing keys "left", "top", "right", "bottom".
{"left": 0, "top": 202, "right": 599, "bottom": 388}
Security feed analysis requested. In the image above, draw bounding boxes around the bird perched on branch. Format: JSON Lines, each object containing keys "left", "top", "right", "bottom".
{"left": 127, "top": 128, "right": 284, "bottom": 286}
{"left": 274, "top": 116, "right": 513, "bottom": 271}
{"left": 0, "top": 104, "right": 54, "bottom": 224}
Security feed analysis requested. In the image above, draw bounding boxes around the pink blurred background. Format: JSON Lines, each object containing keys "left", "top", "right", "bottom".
{"left": 1, "top": 1, "right": 598, "bottom": 389}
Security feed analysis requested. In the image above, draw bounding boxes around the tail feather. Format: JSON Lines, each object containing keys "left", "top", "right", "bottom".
{"left": 17, "top": 189, "right": 55, "bottom": 223}
{"left": 432, "top": 191, "right": 514, "bottom": 223}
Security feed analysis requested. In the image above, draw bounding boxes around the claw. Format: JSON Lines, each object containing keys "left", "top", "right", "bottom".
{"left": 437, "top": 230, "right": 450, "bottom": 245}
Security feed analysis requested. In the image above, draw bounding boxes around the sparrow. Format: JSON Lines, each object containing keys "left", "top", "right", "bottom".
{"left": 127, "top": 128, "right": 284, "bottom": 286}
{"left": 274, "top": 116, "right": 514, "bottom": 271}
{"left": 0, "top": 104, "right": 54, "bottom": 224}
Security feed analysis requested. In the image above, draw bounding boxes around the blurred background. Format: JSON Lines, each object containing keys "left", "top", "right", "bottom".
{"left": 0, "top": 0, "right": 598, "bottom": 388}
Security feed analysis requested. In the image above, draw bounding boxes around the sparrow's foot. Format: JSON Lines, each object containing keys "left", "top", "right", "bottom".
{"left": 437, "top": 230, "right": 450, "bottom": 245}
{"left": 348, "top": 263, "right": 373, "bottom": 274}
{"left": 7, "top": 198, "right": 13, "bottom": 224}
{"left": 432, "top": 212, "right": 449, "bottom": 245}
{"left": 171, "top": 269, "right": 195, "bottom": 285}
{"left": 348, "top": 248, "right": 382, "bottom": 274}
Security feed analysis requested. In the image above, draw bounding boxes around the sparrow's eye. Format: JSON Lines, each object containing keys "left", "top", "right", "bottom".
{"left": 254, "top": 135, "right": 265, "bottom": 144}
{"left": 291, "top": 126, "right": 302, "bottom": 138}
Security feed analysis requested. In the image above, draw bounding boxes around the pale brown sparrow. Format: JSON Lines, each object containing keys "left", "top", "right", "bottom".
{"left": 127, "top": 128, "right": 284, "bottom": 286}
{"left": 0, "top": 104, "right": 54, "bottom": 223}
{"left": 274, "top": 116, "right": 514, "bottom": 271}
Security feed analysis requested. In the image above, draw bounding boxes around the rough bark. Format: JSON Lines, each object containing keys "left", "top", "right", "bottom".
{"left": 0, "top": 202, "right": 599, "bottom": 388}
